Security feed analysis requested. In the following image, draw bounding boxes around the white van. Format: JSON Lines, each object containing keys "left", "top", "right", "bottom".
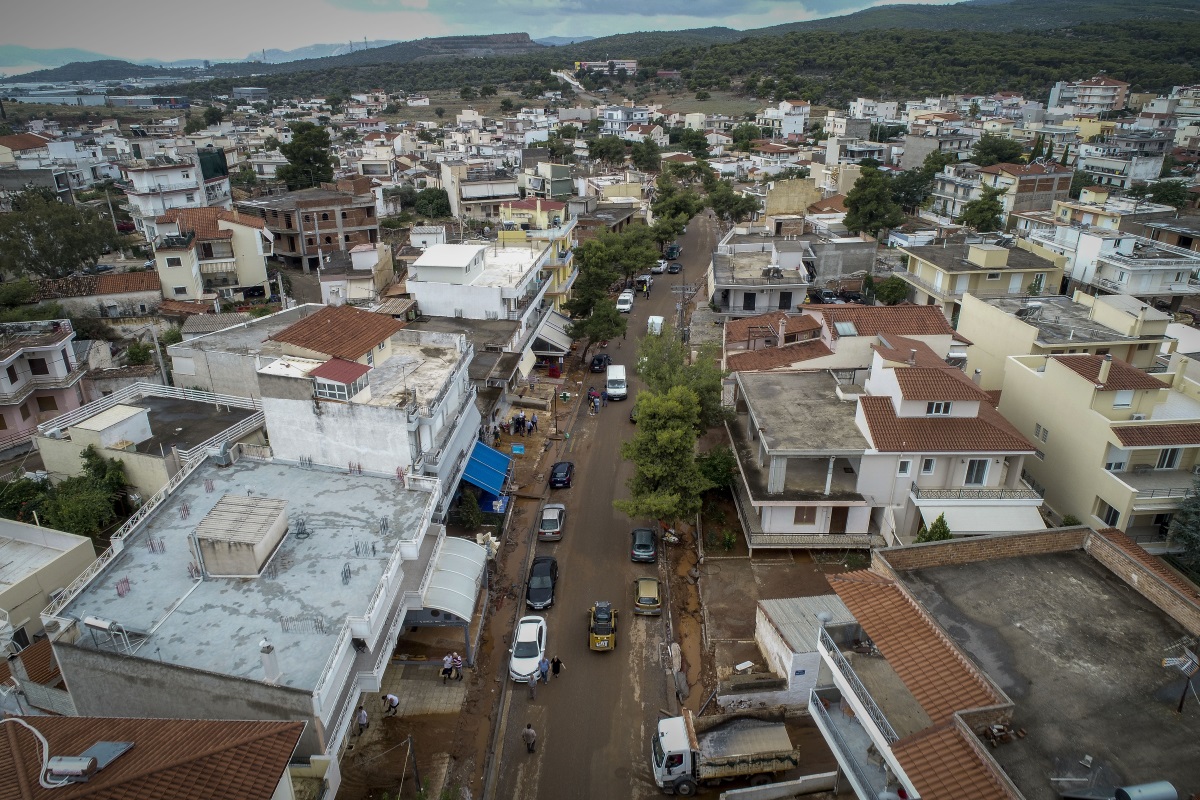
{"left": 606, "top": 365, "right": 628, "bottom": 400}
{"left": 647, "top": 316, "right": 664, "bottom": 336}
{"left": 616, "top": 291, "right": 635, "bottom": 313}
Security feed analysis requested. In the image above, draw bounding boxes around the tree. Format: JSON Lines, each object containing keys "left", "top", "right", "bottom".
{"left": 630, "top": 139, "right": 661, "bottom": 172}
{"left": 1058, "top": 144, "right": 1071, "bottom": 167}
{"left": 460, "top": 86, "right": 477, "bottom": 101}
{"left": 1147, "top": 180, "right": 1190, "bottom": 210}
{"left": 707, "top": 181, "right": 760, "bottom": 223}
{"left": 615, "top": 386, "right": 713, "bottom": 524}
{"left": 844, "top": 166, "right": 903, "bottom": 238}
{"left": 480, "top": 84, "right": 498, "bottom": 97}
{"left": 588, "top": 136, "right": 627, "bottom": 168}
{"left": 696, "top": 446, "right": 737, "bottom": 489}
{"left": 567, "top": 298, "right": 627, "bottom": 359}
{"left": 890, "top": 168, "right": 936, "bottom": 213}
{"left": 263, "top": 135, "right": 281, "bottom": 152}
{"left": 434, "top": 107, "right": 445, "bottom": 119}
{"left": 458, "top": 489, "right": 484, "bottom": 531}
{"left": 1169, "top": 481, "right": 1200, "bottom": 567}
{"left": 184, "top": 116, "right": 205, "bottom": 135}
{"left": 565, "top": 235, "right": 622, "bottom": 319}
{"left": 970, "top": 134, "right": 1024, "bottom": 167}
{"left": 958, "top": 185, "right": 1006, "bottom": 232}
{"left": 203, "top": 105, "right": 223, "bottom": 126}
{"left": 126, "top": 341, "right": 153, "bottom": 365}
{"left": 1029, "top": 134, "right": 1045, "bottom": 161}
{"left": 635, "top": 334, "right": 726, "bottom": 429}
{"left": 874, "top": 275, "right": 911, "bottom": 306}
{"left": 695, "top": 90, "right": 711, "bottom": 101}
{"left": 499, "top": 98, "right": 515, "bottom": 113}
{"left": 916, "top": 512, "right": 953, "bottom": 543}
{"left": 678, "top": 128, "right": 710, "bottom": 158}
{"left": 276, "top": 121, "right": 334, "bottom": 190}
{"left": 1069, "top": 169, "right": 1095, "bottom": 199}
{"left": 413, "top": 188, "right": 452, "bottom": 218}
{"left": 0, "top": 188, "right": 120, "bottom": 279}
{"left": 729, "top": 122, "right": 763, "bottom": 151}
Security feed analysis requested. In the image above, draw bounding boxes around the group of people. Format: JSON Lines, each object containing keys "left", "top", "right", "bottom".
{"left": 524, "top": 655, "right": 564, "bottom": 699}
{"left": 485, "top": 411, "right": 540, "bottom": 446}
{"left": 586, "top": 388, "right": 607, "bottom": 416}
{"left": 442, "top": 651, "right": 464, "bottom": 682}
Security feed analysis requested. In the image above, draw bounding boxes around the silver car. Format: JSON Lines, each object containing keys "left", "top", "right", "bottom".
{"left": 539, "top": 503, "right": 566, "bottom": 541}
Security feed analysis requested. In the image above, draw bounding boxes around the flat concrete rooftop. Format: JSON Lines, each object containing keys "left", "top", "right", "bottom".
{"left": 983, "top": 295, "right": 1149, "bottom": 345}
{"left": 122, "top": 395, "right": 256, "bottom": 456}
{"left": 172, "top": 305, "right": 318, "bottom": 357}
{"left": 58, "top": 458, "right": 437, "bottom": 691}
{"left": 736, "top": 371, "right": 868, "bottom": 454}
{"left": 470, "top": 241, "right": 550, "bottom": 288}
{"left": 368, "top": 337, "right": 461, "bottom": 408}
{"left": 902, "top": 550, "right": 1200, "bottom": 799}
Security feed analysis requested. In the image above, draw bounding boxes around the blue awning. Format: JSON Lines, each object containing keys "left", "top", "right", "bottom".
{"left": 461, "top": 440, "right": 512, "bottom": 499}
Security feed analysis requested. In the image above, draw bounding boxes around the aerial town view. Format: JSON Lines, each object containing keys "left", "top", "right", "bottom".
{"left": 2, "top": 0, "right": 1200, "bottom": 798}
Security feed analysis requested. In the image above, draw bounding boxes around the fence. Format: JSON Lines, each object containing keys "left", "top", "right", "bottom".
{"left": 38, "top": 382, "right": 260, "bottom": 435}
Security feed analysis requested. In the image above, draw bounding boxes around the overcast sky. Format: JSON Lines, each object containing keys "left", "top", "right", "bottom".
{"left": 6, "top": 0, "right": 956, "bottom": 62}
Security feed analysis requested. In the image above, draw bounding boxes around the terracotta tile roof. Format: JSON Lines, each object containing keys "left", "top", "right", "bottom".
{"left": 727, "top": 339, "right": 833, "bottom": 371}
{"left": 1114, "top": 423, "right": 1200, "bottom": 447}
{"left": 155, "top": 206, "right": 267, "bottom": 234}
{"left": 270, "top": 304, "right": 403, "bottom": 360}
{"left": 894, "top": 367, "right": 991, "bottom": 401}
{"left": 310, "top": 357, "right": 372, "bottom": 384}
{"left": 1053, "top": 354, "right": 1167, "bottom": 391}
{"left": 978, "top": 161, "right": 1073, "bottom": 176}
{"left": 0, "top": 717, "right": 303, "bottom": 799}
{"left": 1098, "top": 529, "right": 1200, "bottom": 605}
{"left": 807, "top": 194, "right": 847, "bottom": 214}
{"left": 892, "top": 723, "right": 1020, "bottom": 800}
{"left": 725, "top": 311, "right": 821, "bottom": 344}
{"left": 859, "top": 395, "right": 1036, "bottom": 453}
{"left": 0, "top": 637, "right": 61, "bottom": 686}
{"left": 805, "top": 305, "right": 958, "bottom": 339}
{"left": 96, "top": 271, "right": 161, "bottom": 295}
{"left": 873, "top": 335, "right": 958, "bottom": 368}
{"left": 158, "top": 299, "right": 212, "bottom": 316}
{"left": 0, "top": 133, "right": 53, "bottom": 152}
{"left": 828, "top": 571, "right": 1005, "bottom": 725}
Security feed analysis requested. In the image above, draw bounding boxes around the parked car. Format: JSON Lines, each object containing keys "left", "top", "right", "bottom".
{"left": 525, "top": 557, "right": 559, "bottom": 610}
{"left": 632, "top": 577, "right": 662, "bottom": 615}
{"left": 588, "top": 601, "right": 618, "bottom": 651}
{"left": 508, "top": 615, "right": 547, "bottom": 681}
{"left": 538, "top": 503, "right": 566, "bottom": 541}
{"left": 665, "top": 243, "right": 682, "bottom": 260}
{"left": 840, "top": 291, "right": 865, "bottom": 304}
{"left": 666, "top": 262, "right": 683, "bottom": 274}
{"left": 616, "top": 291, "right": 635, "bottom": 313}
{"left": 635, "top": 274, "right": 654, "bottom": 291}
{"left": 631, "top": 528, "right": 658, "bottom": 562}
{"left": 590, "top": 353, "right": 612, "bottom": 372}
{"left": 651, "top": 260, "right": 667, "bottom": 274}
{"left": 549, "top": 461, "right": 575, "bottom": 489}
{"left": 116, "top": 221, "right": 136, "bottom": 233}
{"left": 84, "top": 264, "right": 115, "bottom": 275}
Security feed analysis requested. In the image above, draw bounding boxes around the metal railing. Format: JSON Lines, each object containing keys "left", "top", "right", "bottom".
{"left": 38, "top": 383, "right": 260, "bottom": 435}
{"left": 177, "top": 411, "right": 265, "bottom": 462}
{"left": 818, "top": 627, "right": 899, "bottom": 744}
{"left": 1134, "top": 486, "right": 1195, "bottom": 500}
{"left": 810, "top": 689, "right": 886, "bottom": 794}
{"left": 910, "top": 481, "right": 1043, "bottom": 501}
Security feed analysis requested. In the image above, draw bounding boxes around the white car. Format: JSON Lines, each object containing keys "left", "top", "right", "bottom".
{"left": 651, "top": 260, "right": 667, "bottom": 274}
{"left": 509, "top": 615, "right": 547, "bottom": 682}
{"left": 539, "top": 503, "right": 566, "bottom": 541}
{"left": 616, "top": 291, "right": 635, "bottom": 313}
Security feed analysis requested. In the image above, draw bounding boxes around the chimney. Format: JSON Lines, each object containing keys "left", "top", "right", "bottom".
{"left": 778, "top": 316, "right": 786, "bottom": 343}
{"left": 260, "top": 638, "right": 282, "bottom": 684}
{"left": 972, "top": 369, "right": 982, "bottom": 385}
{"left": 1097, "top": 353, "right": 1113, "bottom": 385}
{"left": 908, "top": 349, "right": 917, "bottom": 366}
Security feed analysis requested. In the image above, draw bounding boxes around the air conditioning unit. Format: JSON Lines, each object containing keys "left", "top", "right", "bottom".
{"left": 1131, "top": 413, "right": 1147, "bottom": 420}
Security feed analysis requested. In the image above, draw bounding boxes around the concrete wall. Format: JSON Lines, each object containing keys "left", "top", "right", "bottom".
{"left": 810, "top": 237, "right": 877, "bottom": 284}
{"left": 38, "top": 436, "right": 175, "bottom": 498}
{"left": 959, "top": 294, "right": 1040, "bottom": 392}
{"left": 1085, "top": 532, "right": 1200, "bottom": 636}
{"left": 45, "top": 291, "right": 161, "bottom": 319}
{"left": 762, "top": 179, "right": 821, "bottom": 217}
{"left": 407, "top": 281, "right": 504, "bottom": 320}
{"left": 168, "top": 346, "right": 260, "bottom": 397}
{"left": 872, "top": 527, "right": 1089, "bottom": 578}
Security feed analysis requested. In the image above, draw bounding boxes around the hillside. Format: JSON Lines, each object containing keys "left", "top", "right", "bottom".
{"left": 248, "top": 40, "right": 402, "bottom": 64}
{"left": 0, "top": 45, "right": 116, "bottom": 75}
{"left": 9, "top": 59, "right": 197, "bottom": 82}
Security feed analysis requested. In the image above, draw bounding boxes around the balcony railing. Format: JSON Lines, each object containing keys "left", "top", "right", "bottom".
{"left": 1135, "top": 486, "right": 1195, "bottom": 500}
{"left": 911, "top": 481, "right": 1043, "bottom": 501}
{"left": 810, "top": 689, "right": 888, "bottom": 796}
{"left": 130, "top": 181, "right": 199, "bottom": 194}
{"left": 818, "top": 627, "right": 899, "bottom": 744}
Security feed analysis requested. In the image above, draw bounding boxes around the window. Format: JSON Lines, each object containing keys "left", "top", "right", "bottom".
{"left": 926, "top": 402, "right": 952, "bottom": 416}
{"left": 742, "top": 294, "right": 757, "bottom": 312}
{"left": 1113, "top": 390, "right": 1134, "bottom": 408}
{"left": 307, "top": 237, "right": 315, "bottom": 246}
{"left": 1097, "top": 499, "right": 1120, "bottom": 527}
{"left": 185, "top": 193, "right": 195, "bottom": 202}
{"left": 321, "top": 213, "right": 329, "bottom": 221}
{"left": 344, "top": 234, "right": 352, "bottom": 243}
{"left": 965, "top": 458, "right": 988, "bottom": 485}
{"left": 20, "top": 403, "right": 30, "bottom": 421}
{"left": 36, "top": 396, "right": 57, "bottom": 413}
{"left": 1137, "top": 343, "right": 1150, "bottom": 351}
{"left": 378, "top": 342, "right": 386, "bottom": 351}
{"left": 1035, "top": 449, "right": 1045, "bottom": 460}
{"left": 166, "top": 257, "right": 182, "bottom": 267}
{"left": 28, "top": 358, "right": 48, "bottom": 376}
{"left": 173, "top": 286, "right": 189, "bottom": 296}
{"left": 897, "top": 460, "right": 912, "bottom": 476}
{"left": 5, "top": 365, "right": 16, "bottom": 385}
{"left": 1157, "top": 448, "right": 1181, "bottom": 469}
{"left": 181, "top": 171, "right": 190, "bottom": 179}
{"left": 139, "top": 304, "right": 147, "bottom": 313}
{"left": 61, "top": 349, "right": 70, "bottom": 370}
{"left": 324, "top": 236, "right": 332, "bottom": 244}
{"left": 793, "top": 506, "right": 817, "bottom": 525}
{"left": 921, "top": 458, "right": 936, "bottom": 475}
{"left": 986, "top": 272, "right": 1001, "bottom": 280}
{"left": 366, "top": 350, "right": 374, "bottom": 367}
{"left": 304, "top": 215, "right": 311, "bottom": 223}
{"left": 341, "top": 211, "right": 348, "bottom": 219}
{"left": 1095, "top": 348, "right": 1110, "bottom": 356}
{"left": 314, "top": 379, "right": 349, "bottom": 401}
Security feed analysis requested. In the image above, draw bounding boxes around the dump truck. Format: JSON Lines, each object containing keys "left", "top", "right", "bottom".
{"left": 650, "top": 708, "right": 800, "bottom": 795}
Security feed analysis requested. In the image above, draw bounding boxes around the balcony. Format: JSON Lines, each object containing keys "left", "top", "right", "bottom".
{"left": 129, "top": 181, "right": 199, "bottom": 194}
{"left": 910, "top": 482, "right": 1043, "bottom": 502}
{"left": 809, "top": 687, "right": 892, "bottom": 798}
{"left": 1114, "top": 467, "right": 1197, "bottom": 510}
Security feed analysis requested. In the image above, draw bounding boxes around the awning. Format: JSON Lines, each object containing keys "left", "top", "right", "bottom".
{"left": 532, "top": 311, "right": 573, "bottom": 356}
{"left": 461, "top": 440, "right": 512, "bottom": 498}
{"left": 919, "top": 505, "right": 1046, "bottom": 535}
{"left": 422, "top": 536, "right": 488, "bottom": 621}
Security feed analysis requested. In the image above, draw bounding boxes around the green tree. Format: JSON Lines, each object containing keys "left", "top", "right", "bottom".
{"left": 678, "top": 128, "right": 710, "bottom": 158}
{"left": 161, "top": 326, "right": 184, "bottom": 346}
{"left": 434, "top": 107, "right": 445, "bottom": 119}
{"left": 276, "top": 121, "right": 335, "bottom": 190}
{"left": 958, "top": 185, "right": 1006, "bottom": 232}
{"left": 695, "top": 90, "right": 711, "bottom": 101}
{"left": 480, "top": 84, "right": 498, "bottom": 97}
{"left": 635, "top": 335, "right": 726, "bottom": 429}
{"left": 729, "top": 122, "right": 762, "bottom": 151}
{"left": 184, "top": 116, "right": 205, "bottom": 134}
{"left": 630, "top": 139, "right": 661, "bottom": 172}
{"left": 874, "top": 275, "right": 911, "bottom": 306}
{"left": 890, "top": 168, "right": 936, "bottom": 213}
{"left": 126, "top": 341, "right": 153, "bottom": 365}
{"left": 1059, "top": 144, "right": 1071, "bottom": 167}
{"left": 588, "top": 136, "right": 627, "bottom": 168}
{"left": 413, "top": 188, "right": 452, "bottom": 218}
{"left": 970, "top": 135, "right": 1024, "bottom": 167}
{"left": 696, "top": 446, "right": 737, "bottom": 489}
{"left": 1147, "top": 180, "right": 1191, "bottom": 210}
{"left": 916, "top": 512, "right": 953, "bottom": 543}
{"left": 460, "top": 86, "right": 477, "bottom": 100}
{"left": 707, "top": 181, "right": 760, "bottom": 223}
{"left": 565, "top": 235, "right": 622, "bottom": 319}
{"left": 0, "top": 188, "right": 120, "bottom": 279}
{"left": 615, "top": 386, "right": 712, "bottom": 524}
{"left": 0, "top": 278, "right": 38, "bottom": 308}
{"left": 458, "top": 489, "right": 484, "bottom": 531}
{"left": 1029, "top": 134, "right": 1045, "bottom": 161}
{"left": 499, "top": 98, "right": 515, "bottom": 113}
{"left": 1169, "top": 480, "right": 1200, "bottom": 565}
{"left": 203, "top": 105, "right": 224, "bottom": 126}
{"left": 1069, "top": 169, "right": 1095, "bottom": 199}
{"left": 844, "top": 166, "right": 903, "bottom": 238}
{"left": 567, "top": 298, "right": 627, "bottom": 360}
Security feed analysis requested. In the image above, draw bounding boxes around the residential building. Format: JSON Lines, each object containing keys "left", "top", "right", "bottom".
{"left": 234, "top": 179, "right": 379, "bottom": 269}
{"left": 809, "top": 528, "right": 1200, "bottom": 799}
{"left": 232, "top": 87, "right": 270, "bottom": 103}
{"left": 623, "top": 123, "right": 668, "bottom": 147}
{"left": 893, "top": 239, "right": 1066, "bottom": 323}
{"left": 440, "top": 159, "right": 520, "bottom": 220}
{"left": 37, "top": 383, "right": 264, "bottom": 498}
{"left": 756, "top": 101, "right": 811, "bottom": 140}
{"left": 1011, "top": 185, "right": 1177, "bottom": 238}
{"left": 1140, "top": 219, "right": 1200, "bottom": 254}
{"left": 898, "top": 131, "right": 973, "bottom": 171}
{"left": 1076, "top": 131, "right": 1170, "bottom": 189}
{"left": 118, "top": 152, "right": 233, "bottom": 234}
{"left": 319, "top": 243, "right": 396, "bottom": 306}
{"left": 497, "top": 199, "right": 576, "bottom": 310}
{"left": 0, "top": 319, "right": 86, "bottom": 454}
{"left": 408, "top": 240, "right": 553, "bottom": 325}
{"left": 976, "top": 161, "right": 1072, "bottom": 221}
{"left": 1049, "top": 75, "right": 1130, "bottom": 113}
{"left": 575, "top": 59, "right": 638, "bottom": 74}
{"left": 572, "top": 202, "right": 638, "bottom": 243}
{"left": 0, "top": 132, "right": 53, "bottom": 166}
{"left": 598, "top": 104, "right": 649, "bottom": 137}
{"left": 0, "top": 517, "right": 95, "bottom": 649}
{"left": 518, "top": 161, "right": 573, "bottom": 201}
{"left": 0, "top": 717, "right": 305, "bottom": 800}
{"left": 34, "top": 272, "right": 163, "bottom": 321}
{"left": 928, "top": 162, "right": 982, "bottom": 223}
{"left": 998, "top": 352, "right": 1200, "bottom": 544}
{"left": 959, "top": 292, "right": 1174, "bottom": 391}
{"left": 847, "top": 98, "right": 899, "bottom": 122}
{"left": 822, "top": 115, "right": 872, "bottom": 140}
{"left": 822, "top": 137, "right": 886, "bottom": 166}
{"left": 149, "top": 207, "right": 273, "bottom": 302}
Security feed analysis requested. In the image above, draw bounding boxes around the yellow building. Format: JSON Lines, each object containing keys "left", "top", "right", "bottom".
{"left": 152, "top": 208, "right": 273, "bottom": 302}
{"left": 0, "top": 517, "right": 95, "bottom": 645}
{"left": 894, "top": 240, "right": 1066, "bottom": 324}
{"left": 998, "top": 352, "right": 1200, "bottom": 544}
{"left": 959, "top": 291, "right": 1174, "bottom": 391}
{"left": 498, "top": 199, "right": 577, "bottom": 311}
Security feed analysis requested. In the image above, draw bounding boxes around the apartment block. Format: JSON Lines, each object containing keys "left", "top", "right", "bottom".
{"left": 0, "top": 320, "right": 85, "bottom": 453}
{"left": 119, "top": 153, "right": 233, "bottom": 234}
{"left": 440, "top": 159, "right": 520, "bottom": 220}
{"left": 1049, "top": 75, "right": 1130, "bottom": 113}
{"left": 977, "top": 161, "right": 1072, "bottom": 220}
{"left": 150, "top": 207, "right": 273, "bottom": 302}
{"left": 235, "top": 179, "right": 379, "bottom": 269}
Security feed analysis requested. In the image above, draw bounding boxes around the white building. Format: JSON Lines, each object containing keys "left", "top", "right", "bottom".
{"left": 756, "top": 100, "right": 811, "bottom": 140}
{"left": 848, "top": 98, "right": 899, "bottom": 122}
{"left": 119, "top": 153, "right": 232, "bottom": 234}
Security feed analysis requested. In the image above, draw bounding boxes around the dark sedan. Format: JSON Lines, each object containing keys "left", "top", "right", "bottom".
{"left": 549, "top": 461, "right": 575, "bottom": 489}
{"left": 526, "top": 556, "right": 559, "bottom": 610}
{"left": 631, "top": 528, "right": 658, "bottom": 562}
{"left": 590, "top": 353, "right": 612, "bottom": 372}
{"left": 666, "top": 262, "right": 683, "bottom": 274}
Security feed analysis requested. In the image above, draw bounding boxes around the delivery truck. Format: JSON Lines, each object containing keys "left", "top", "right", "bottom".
{"left": 650, "top": 708, "right": 800, "bottom": 795}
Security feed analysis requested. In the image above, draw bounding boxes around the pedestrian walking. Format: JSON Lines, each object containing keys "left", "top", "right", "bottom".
{"left": 381, "top": 693, "right": 399, "bottom": 716}
{"left": 522, "top": 723, "right": 538, "bottom": 753}
{"left": 592, "top": 397, "right": 601, "bottom": 415}
{"left": 530, "top": 413, "right": 538, "bottom": 433}
{"left": 538, "top": 656, "right": 550, "bottom": 684}
{"left": 601, "top": 390, "right": 608, "bottom": 407}
{"left": 551, "top": 656, "right": 564, "bottom": 678}
{"left": 493, "top": 428, "right": 501, "bottom": 447}
{"left": 356, "top": 705, "right": 369, "bottom": 735}
{"left": 442, "top": 653, "right": 453, "bottom": 683}
{"left": 451, "top": 652, "right": 463, "bottom": 680}
{"left": 527, "top": 671, "right": 539, "bottom": 699}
